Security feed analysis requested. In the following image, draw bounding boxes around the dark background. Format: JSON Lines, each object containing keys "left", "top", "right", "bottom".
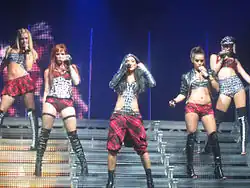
{"left": 1, "top": 0, "right": 250, "bottom": 120}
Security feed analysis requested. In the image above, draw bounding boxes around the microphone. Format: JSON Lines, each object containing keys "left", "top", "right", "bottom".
{"left": 198, "top": 67, "right": 209, "bottom": 79}
{"left": 65, "top": 54, "right": 72, "bottom": 61}
{"left": 218, "top": 50, "right": 230, "bottom": 58}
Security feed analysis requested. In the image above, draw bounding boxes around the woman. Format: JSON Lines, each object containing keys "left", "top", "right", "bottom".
{"left": 106, "top": 54, "right": 156, "bottom": 188}
{"left": 34, "top": 44, "right": 88, "bottom": 176}
{"left": 0, "top": 28, "right": 38, "bottom": 150}
{"left": 210, "top": 36, "right": 250, "bottom": 155}
{"left": 169, "top": 46, "right": 225, "bottom": 179}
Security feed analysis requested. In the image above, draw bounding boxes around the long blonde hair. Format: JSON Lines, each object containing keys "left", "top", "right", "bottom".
{"left": 5, "top": 28, "right": 38, "bottom": 61}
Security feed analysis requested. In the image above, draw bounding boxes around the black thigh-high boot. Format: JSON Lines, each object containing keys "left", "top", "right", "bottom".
{"left": 0, "top": 110, "right": 6, "bottom": 126}
{"left": 34, "top": 128, "right": 51, "bottom": 176}
{"left": 27, "top": 109, "right": 39, "bottom": 150}
{"left": 215, "top": 109, "right": 226, "bottom": 133}
{"left": 236, "top": 107, "right": 249, "bottom": 155}
{"left": 67, "top": 130, "right": 88, "bottom": 175}
{"left": 106, "top": 170, "right": 115, "bottom": 188}
{"left": 209, "top": 131, "right": 226, "bottom": 179}
{"left": 186, "top": 133, "right": 197, "bottom": 178}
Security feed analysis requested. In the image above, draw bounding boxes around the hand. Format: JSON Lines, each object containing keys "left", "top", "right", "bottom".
{"left": 64, "top": 54, "right": 72, "bottom": 65}
{"left": 169, "top": 99, "right": 176, "bottom": 108}
{"left": 137, "top": 62, "right": 147, "bottom": 72}
{"left": 218, "top": 50, "right": 230, "bottom": 59}
{"left": 198, "top": 66, "right": 209, "bottom": 79}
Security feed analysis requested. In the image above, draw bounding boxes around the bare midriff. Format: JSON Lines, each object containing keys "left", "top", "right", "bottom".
{"left": 7, "top": 62, "right": 27, "bottom": 80}
{"left": 187, "top": 87, "right": 211, "bottom": 105}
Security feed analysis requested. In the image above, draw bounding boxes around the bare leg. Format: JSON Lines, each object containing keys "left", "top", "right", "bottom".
{"left": 106, "top": 151, "right": 117, "bottom": 188}
{"left": 0, "top": 95, "right": 15, "bottom": 126}
{"left": 140, "top": 152, "right": 154, "bottom": 188}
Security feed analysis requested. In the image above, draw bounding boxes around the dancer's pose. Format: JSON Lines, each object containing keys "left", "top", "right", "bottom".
{"left": 210, "top": 36, "right": 250, "bottom": 155}
{"left": 34, "top": 44, "right": 88, "bottom": 176}
{"left": 0, "top": 28, "right": 38, "bottom": 150}
{"left": 169, "top": 46, "right": 226, "bottom": 179}
{"left": 106, "top": 54, "right": 156, "bottom": 188}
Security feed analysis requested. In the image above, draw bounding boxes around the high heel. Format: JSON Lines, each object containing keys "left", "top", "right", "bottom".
{"left": 214, "top": 164, "right": 226, "bottom": 180}
{"left": 187, "top": 165, "right": 198, "bottom": 178}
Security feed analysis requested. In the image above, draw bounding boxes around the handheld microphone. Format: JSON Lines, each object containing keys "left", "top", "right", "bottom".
{"left": 198, "top": 67, "right": 209, "bottom": 79}
{"left": 65, "top": 54, "right": 72, "bottom": 61}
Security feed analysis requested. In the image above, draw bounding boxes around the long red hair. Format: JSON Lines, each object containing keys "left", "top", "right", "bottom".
{"left": 48, "top": 44, "right": 80, "bottom": 86}
{"left": 48, "top": 44, "right": 69, "bottom": 85}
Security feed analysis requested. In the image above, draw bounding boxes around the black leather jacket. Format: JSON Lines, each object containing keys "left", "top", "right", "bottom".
{"left": 180, "top": 68, "right": 216, "bottom": 99}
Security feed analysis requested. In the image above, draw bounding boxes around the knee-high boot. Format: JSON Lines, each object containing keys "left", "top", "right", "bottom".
{"left": 67, "top": 130, "right": 88, "bottom": 175}
{"left": 209, "top": 132, "right": 226, "bottom": 179}
{"left": 0, "top": 110, "right": 5, "bottom": 126}
{"left": 238, "top": 116, "right": 249, "bottom": 155}
{"left": 27, "top": 109, "right": 39, "bottom": 150}
{"left": 106, "top": 170, "right": 115, "bottom": 188}
{"left": 186, "top": 133, "right": 197, "bottom": 178}
{"left": 34, "top": 128, "right": 51, "bottom": 176}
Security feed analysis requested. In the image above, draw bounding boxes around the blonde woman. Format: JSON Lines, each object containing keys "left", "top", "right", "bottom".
{"left": 0, "top": 28, "right": 38, "bottom": 150}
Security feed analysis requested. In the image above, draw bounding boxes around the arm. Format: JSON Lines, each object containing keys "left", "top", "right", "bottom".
{"left": 236, "top": 59, "right": 250, "bottom": 84}
{"left": 209, "top": 76, "right": 219, "bottom": 92}
{"left": 25, "top": 50, "right": 38, "bottom": 71}
{"left": 210, "top": 54, "right": 223, "bottom": 74}
{"left": 207, "top": 69, "right": 219, "bottom": 92}
{"left": 169, "top": 74, "right": 188, "bottom": 107}
{"left": 69, "top": 64, "right": 81, "bottom": 85}
{"left": 137, "top": 63, "right": 156, "bottom": 87}
{"left": 109, "top": 63, "right": 127, "bottom": 89}
{"left": 43, "top": 69, "right": 50, "bottom": 104}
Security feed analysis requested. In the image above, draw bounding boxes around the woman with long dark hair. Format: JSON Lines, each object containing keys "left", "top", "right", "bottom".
{"left": 106, "top": 54, "right": 156, "bottom": 188}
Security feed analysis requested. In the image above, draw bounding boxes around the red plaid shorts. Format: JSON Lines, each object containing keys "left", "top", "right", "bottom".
{"left": 1, "top": 74, "right": 35, "bottom": 97}
{"left": 185, "top": 103, "right": 214, "bottom": 117}
{"left": 46, "top": 97, "right": 74, "bottom": 113}
{"left": 107, "top": 112, "right": 148, "bottom": 155}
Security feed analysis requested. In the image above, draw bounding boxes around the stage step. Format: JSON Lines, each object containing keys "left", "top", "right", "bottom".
{"left": 0, "top": 163, "right": 71, "bottom": 177}
{"left": 0, "top": 176, "right": 71, "bottom": 188}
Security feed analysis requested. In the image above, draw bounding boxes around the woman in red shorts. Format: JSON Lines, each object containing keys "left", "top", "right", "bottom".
{"left": 106, "top": 53, "right": 156, "bottom": 188}
{"left": 0, "top": 28, "right": 39, "bottom": 150}
{"left": 34, "top": 44, "right": 88, "bottom": 176}
{"left": 169, "top": 46, "right": 226, "bottom": 179}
